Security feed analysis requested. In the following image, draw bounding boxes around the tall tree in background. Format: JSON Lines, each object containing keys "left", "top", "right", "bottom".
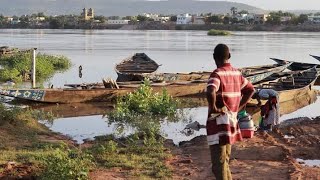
{"left": 230, "top": 7, "right": 238, "bottom": 16}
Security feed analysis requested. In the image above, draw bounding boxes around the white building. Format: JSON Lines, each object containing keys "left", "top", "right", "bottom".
{"left": 176, "top": 13, "right": 192, "bottom": 24}
{"left": 253, "top": 14, "right": 269, "bottom": 24}
{"left": 154, "top": 16, "right": 170, "bottom": 23}
{"left": 107, "top": 20, "right": 130, "bottom": 24}
{"left": 192, "top": 16, "right": 205, "bottom": 25}
{"left": 235, "top": 14, "right": 248, "bottom": 21}
{"left": 308, "top": 15, "right": 320, "bottom": 23}
{"left": 280, "top": 16, "right": 292, "bottom": 22}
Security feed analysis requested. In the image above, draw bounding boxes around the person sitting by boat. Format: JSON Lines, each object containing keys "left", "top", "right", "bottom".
{"left": 253, "top": 89, "right": 280, "bottom": 131}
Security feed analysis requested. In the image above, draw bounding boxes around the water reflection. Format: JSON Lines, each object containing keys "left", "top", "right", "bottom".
{"left": 36, "top": 90, "right": 318, "bottom": 144}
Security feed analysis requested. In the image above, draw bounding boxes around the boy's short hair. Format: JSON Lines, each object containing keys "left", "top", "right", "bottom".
{"left": 214, "top": 44, "right": 230, "bottom": 61}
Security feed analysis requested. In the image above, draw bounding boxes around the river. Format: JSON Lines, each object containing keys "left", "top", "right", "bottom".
{"left": 1, "top": 29, "right": 320, "bottom": 144}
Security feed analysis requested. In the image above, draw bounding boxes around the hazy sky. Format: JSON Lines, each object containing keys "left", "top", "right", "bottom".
{"left": 216, "top": 0, "right": 320, "bottom": 10}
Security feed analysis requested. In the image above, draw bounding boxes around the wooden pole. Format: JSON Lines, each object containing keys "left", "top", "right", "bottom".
{"left": 32, "top": 48, "right": 37, "bottom": 88}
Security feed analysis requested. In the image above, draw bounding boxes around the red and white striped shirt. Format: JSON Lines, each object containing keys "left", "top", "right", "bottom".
{"left": 206, "top": 63, "right": 254, "bottom": 145}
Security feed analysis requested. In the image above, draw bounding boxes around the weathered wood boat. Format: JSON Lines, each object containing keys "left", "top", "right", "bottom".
{"left": 247, "top": 89, "right": 318, "bottom": 124}
{"left": 116, "top": 61, "right": 292, "bottom": 84}
{"left": 0, "top": 80, "right": 208, "bottom": 103}
{"left": 310, "top": 54, "right": 320, "bottom": 62}
{"left": 270, "top": 58, "right": 320, "bottom": 71}
{"left": 1, "top": 63, "right": 292, "bottom": 104}
{"left": 115, "top": 53, "right": 161, "bottom": 82}
{"left": 249, "top": 67, "right": 318, "bottom": 105}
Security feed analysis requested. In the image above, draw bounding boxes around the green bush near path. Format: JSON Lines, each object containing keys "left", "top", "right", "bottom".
{"left": 207, "top": 29, "right": 231, "bottom": 36}
{"left": 0, "top": 51, "right": 72, "bottom": 82}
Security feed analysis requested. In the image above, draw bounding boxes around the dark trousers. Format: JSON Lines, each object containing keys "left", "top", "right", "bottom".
{"left": 209, "top": 144, "right": 232, "bottom": 180}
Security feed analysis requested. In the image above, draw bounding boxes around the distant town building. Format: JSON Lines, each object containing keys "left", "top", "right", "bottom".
{"left": 107, "top": 20, "right": 130, "bottom": 25}
{"left": 308, "top": 15, "right": 320, "bottom": 23}
{"left": 280, "top": 16, "right": 292, "bottom": 22}
{"left": 176, "top": 13, "right": 192, "bottom": 24}
{"left": 82, "top": 8, "right": 94, "bottom": 21}
{"left": 235, "top": 13, "right": 248, "bottom": 21}
{"left": 254, "top": 14, "right": 269, "bottom": 24}
{"left": 192, "top": 16, "right": 205, "bottom": 25}
{"left": 141, "top": 13, "right": 169, "bottom": 23}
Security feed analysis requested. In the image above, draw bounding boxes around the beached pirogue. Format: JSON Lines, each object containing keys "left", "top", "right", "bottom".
{"left": 0, "top": 61, "right": 293, "bottom": 103}
{"left": 270, "top": 58, "right": 320, "bottom": 85}
{"left": 249, "top": 67, "right": 319, "bottom": 105}
{"left": 116, "top": 53, "right": 291, "bottom": 82}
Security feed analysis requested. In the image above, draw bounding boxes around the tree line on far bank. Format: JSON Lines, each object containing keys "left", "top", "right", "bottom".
{"left": 0, "top": 11, "right": 319, "bottom": 29}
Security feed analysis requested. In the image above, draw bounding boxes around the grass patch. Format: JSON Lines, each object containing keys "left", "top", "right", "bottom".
{"left": 0, "top": 51, "right": 72, "bottom": 82}
{"left": 207, "top": 29, "right": 231, "bottom": 36}
{"left": 0, "top": 104, "right": 94, "bottom": 180}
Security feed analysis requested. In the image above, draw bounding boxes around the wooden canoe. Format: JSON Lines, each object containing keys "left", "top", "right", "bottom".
{"left": 249, "top": 67, "right": 318, "bottom": 105}
{"left": 1, "top": 63, "right": 292, "bottom": 104}
{"left": 116, "top": 62, "right": 292, "bottom": 84}
{"left": 0, "top": 80, "right": 208, "bottom": 103}
{"left": 310, "top": 54, "right": 320, "bottom": 62}
{"left": 115, "top": 53, "right": 160, "bottom": 82}
{"left": 270, "top": 58, "right": 320, "bottom": 71}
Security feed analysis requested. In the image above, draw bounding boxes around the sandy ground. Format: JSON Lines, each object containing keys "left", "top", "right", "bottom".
{"left": 167, "top": 117, "right": 320, "bottom": 180}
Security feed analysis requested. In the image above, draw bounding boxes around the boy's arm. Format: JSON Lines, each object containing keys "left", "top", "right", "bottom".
{"left": 207, "top": 86, "right": 224, "bottom": 118}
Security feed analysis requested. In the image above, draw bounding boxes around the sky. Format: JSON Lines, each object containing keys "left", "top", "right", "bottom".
{"left": 214, "top": 0, "right": 320, "bottom": 10}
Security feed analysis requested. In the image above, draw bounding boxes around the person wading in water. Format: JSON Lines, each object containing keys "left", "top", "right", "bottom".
{"left": 206, "top": 44, "right": 255, "bottom": 180}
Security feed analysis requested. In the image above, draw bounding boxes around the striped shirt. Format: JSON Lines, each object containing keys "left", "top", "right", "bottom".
{"left": 206, "top": 63, "right": 254, "bottom": 145}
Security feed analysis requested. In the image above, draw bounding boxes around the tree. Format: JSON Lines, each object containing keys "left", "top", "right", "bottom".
{"left": 95, "top": 15, "right": 106, "bottom": 23}
{"left": 137, "top": 15, "right": 148, "bottom": 22}
{"left": 238, "top": 10, "right": 249, "bottom": 15}
{"left": 315, "top": 12, "right": 320, "bottom": 16}
{"left": 223, "top": 16, "right": 230, "bottom": 24}
{"left": 297, "top": 14, "right": 309, "bottom": 24}
{"left": 231, "top": 17, "right": 239, "bottom": 24}
{"left": 170, "top": 15, "right": 177, "bottom": 22}
{"left": 37, "top": 12, "right": 45, "bottom": 17}
{"left": 230, "top": 7, "right": 238, "bottom": 16}
{"left": 208, "top": 15, "right": 222, "bottom": 24}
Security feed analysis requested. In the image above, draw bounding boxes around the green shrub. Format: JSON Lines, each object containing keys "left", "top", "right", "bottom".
{"left": 0, "top": 51, "right": 72, "bottom": 82}
{"left": 39, "top": 148, "right": 94, "bottom": 180}
{"left": 207, "top": 29, "right": 231, "bottom": 36}
{"left": 108, "top": 80, "right": 179, "bottom": 121}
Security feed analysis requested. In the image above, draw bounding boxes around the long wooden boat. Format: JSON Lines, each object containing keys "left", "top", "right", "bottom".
{"left": 115, "top": 53, "right": 160, "bottom": 82}
{"left": 310, "top": 54, "right": 320, "bottom": 62}
{"left": 270, "top": 58, "right": 320, "bottom": 71}
{"left": 116, "top": 62, "right": 292, "bottom": 84}
{"left": 249, "top": 67, "right": 318, "bottom": 105}
{"left": 0, "top": 63, "right": 292, "bottom": 104}
{"left": 247, "top": 89, "right": 318, "bottom": 124}
{"left": 0, "top": 80, "right": 209, "bottom": 103}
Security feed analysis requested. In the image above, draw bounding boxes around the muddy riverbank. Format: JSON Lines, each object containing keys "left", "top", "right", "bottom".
{"left": 167, "top": 117, "right": 320, "bottom": 179}
{"left": 1, "top": 112, "right": 320, "bottom": 179}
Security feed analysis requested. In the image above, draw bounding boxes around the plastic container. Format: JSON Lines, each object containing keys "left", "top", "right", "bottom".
{"left": 237, "top": 110, "right": 247, "bottom": 119}
{"left": 241, "top": 129, "right": 254, "bottom": 138}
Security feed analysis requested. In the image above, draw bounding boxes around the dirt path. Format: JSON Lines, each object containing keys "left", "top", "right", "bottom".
{"left": 167, "top": 117, "right": 320, "bottom": 180}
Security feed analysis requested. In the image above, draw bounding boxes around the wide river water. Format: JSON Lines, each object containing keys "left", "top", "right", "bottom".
{"left": 1, "top": 29, "right": 320, "bottom": 144}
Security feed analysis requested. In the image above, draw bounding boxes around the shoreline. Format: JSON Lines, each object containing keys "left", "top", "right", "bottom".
{"left": 2, "top": 23, "right": 320, "bottom": 32}
{"left": 1, "top": 112, "right": 320, "bottom": 179}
